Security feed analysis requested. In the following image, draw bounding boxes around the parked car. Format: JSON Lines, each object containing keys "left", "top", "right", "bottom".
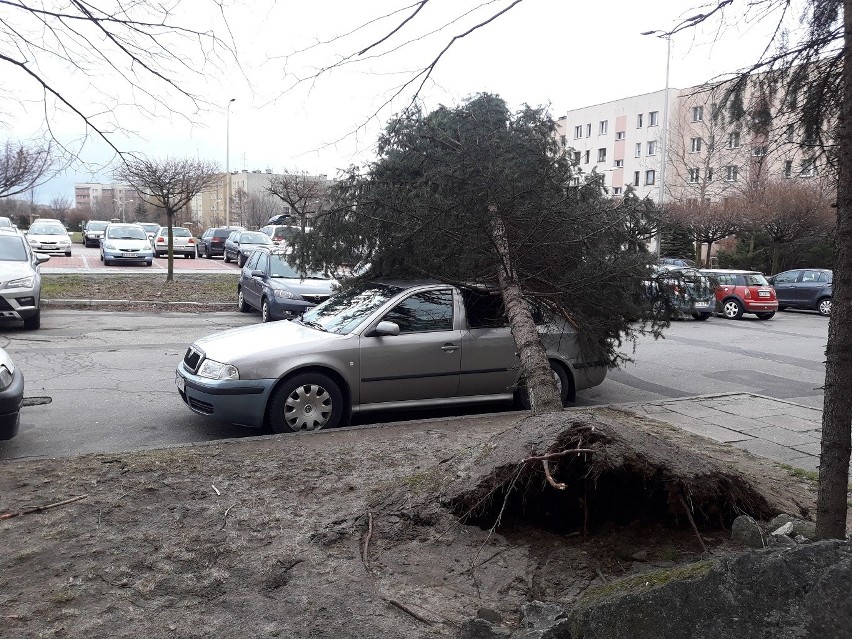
{"left": 651, "top": 267, "right": 715, "bottom": 321}
{"left": 82, "top": 220, "right": 109, "bottom": 247}
{"left": 701, "top": 269, "right": 778, "bottom": 319}
{"left": 223, "top": 230, "right": 274, "bottom": 266}
{"left": 0, "top": 346, "right": 24, "bottom": 440}
{"left": 197, "top": 226, "right": 243, "bottom": 258}
{"left": 259, "top": 224, "right": 312, "bottom": 247}
{"left": 0, "top": 229, "right": 49, "bottom": 329}
{"left": 175, "top": 281, "right": 608, "bottom": 433}
{"left": 768, "top": 268, "right": 832, "bottom": 316}
{"left": 26, "top": 220, "right": 72, "bottom": 256}
{"left": 658, "top": 256, "right": 697, "bottom": 269}
{"left": 266, "top": 213, "right": 293, "bottom": 225}
{"left": 237, "top": 248, "right": 337, "bottom": 321}
{"left": 100, "top": 222, "right": 153, "bottom": 266}
{"left": 152, "top": 226, "right": 196, "bottom": 258}
{"left": 0, "top": 216, "right": 17, "bottom": 232}
{"left": 139, "top": 222, "right": 161, "bottom": 244}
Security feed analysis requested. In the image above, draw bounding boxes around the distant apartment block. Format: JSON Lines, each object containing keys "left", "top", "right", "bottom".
{"left": 74, "top": 182, "right": 138, "bottom": 219}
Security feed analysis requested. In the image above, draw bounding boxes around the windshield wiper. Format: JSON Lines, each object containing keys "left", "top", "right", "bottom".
{"left": 300, "top": 319, "right": 328, "bottom": 332}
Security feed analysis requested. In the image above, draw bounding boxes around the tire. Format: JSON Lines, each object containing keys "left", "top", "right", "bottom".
{"left": 692, "top": 312, "right": 711, "bottom": 321}
{"left": 261, "top": 298, "right": 273, "bottom": 323}
{"left": 99, "top": 253, "right": 103, "bottom": 262}
{"left": 267, "top": 372, "right": 345, "bottom": 433}
{"left": 722, "top": 299, "right": 743, "bottom": 319}
{"left": 237, "top": 253, "right": 246, "bottom": 267}
{"left": 65, "top": 250, "right": 71, "bottom": 257}
{"left": 104, "top": 258, "right": 112, "bottom": 266}
{"left": 817, "top": 298, "right": 831, "bottom": 317}
{"left": 224, "top": 251, "right": 231, "bottom": 263}
{"left": 515, "top": 360, "right": 575, "bottom": 409}
{"left": 189, "top": 252, "right": 195, "bottom": 259}
{"left": 756, "top": 312, "right": 775, "bottom": 320}
{"left": 145, "top": 260, "right": 153, "bottom": 267}
{"left": 23, "top": 308, "right": 40, "bottom": 330}
{"left": 237, "top": 288, "right": 250, "bottom": 313}
{"left": 204, "top": 246, "right": 211, "bottom": 259}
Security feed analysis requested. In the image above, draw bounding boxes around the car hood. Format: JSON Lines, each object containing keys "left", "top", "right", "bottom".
{"left": 268, "top": 278, "right": 338, "bottom": 295}
{"left": 105, "top": 239, "right": 150, "bottom": 249}
{"left": 0, "top": 261, "right": 35, "bottom": 282}
{"left": 194, "top": 319, "right": 345, "bottom": 364}
{"left": 28, "top": 233, "right": 68, "bottom": 242}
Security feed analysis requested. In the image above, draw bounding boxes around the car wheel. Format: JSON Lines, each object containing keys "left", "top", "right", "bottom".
{"left": 261, "top": 298, "right": 273, "bottom": 323}
{"left": 146, "top": 260, "right": 153, "bottom": 267}
{"left": 204, "top": 246, "right": 211, "bottom": 259}
{"left": 692, "top": 312, "right": 711, "bottom": 321}
{"left": 756, "top": 312, "right": 775, "bottom": 320}
{"left": 104, "top": 258, "right": 112, "bottom": 266}
{"left": 23, "top": 309, "right": 40, "bottom": 330}
{"left": 778, "top": 305, "right": 787, "bottom": 312}
{"left": 237, "top": 254, "right": 246, "bottom": 267}
{"left": 237, "top": 288, "right": 250, "bottom": 313}
{"left": 224, "top": 251, "right": 231, "bottom": 263}
{"left": 99, "top": 253, "right": 103, "bottom": 262}
{"left": 515, "top": 361, "right": 575, "bottom": 409}
{"left": 65, "top": 250, "right": 71, "bottom": 257}
{"left": 722, "top": 299, "right": 743, "bottom": 319}
{"left": 189, "top": 252, "right": 195, "bottom": 259}
{"left": 267, "top": 372, "right": 345, "bottom": 433}
{"left": 817, "top": 298, "right": 831, "bottom": 316}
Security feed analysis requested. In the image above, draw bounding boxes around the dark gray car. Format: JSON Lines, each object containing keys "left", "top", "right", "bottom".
{"left": 769, "top": 269, "right": 832, "bottom": 316}
{"left": 176, "top": 281, "right": 608, "bottom": 433}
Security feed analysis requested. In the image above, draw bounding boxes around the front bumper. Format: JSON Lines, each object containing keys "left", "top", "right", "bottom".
{"left": 175, "top": 364, "right": 275, "bottom": 428}
{"left": 0, "top": 285, "right": 40, "bottom": 321}
{"left": 29, "top": 241, "right": 71, "bottom": 254}
{"left": 267, "top": 297, "right": 320, "bottom": 320}
{"left": 103, "top": 247, "right": 154, "bottom": 262}
{"left": 0, "top": 366, "right": 24, "bottom": 439}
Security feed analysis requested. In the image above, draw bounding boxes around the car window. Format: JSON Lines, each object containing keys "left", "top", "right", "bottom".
{"left": 301, "top": 283, "right": 405, "bottom": 335}
{"left": 266, "top": 254, "right": 329, "bottom": 279}
{"left": 741, "top": 274, "right": 769, "bottom": 286}
{"left": 255, "top": 252, "right": 268, "bottom": 273}
{"left": 171, "top": 227, "right": 191, "bottom": 237}
{"left": 0, "top": 217, "right": 12, "bottom": 228}
{"left": 107, "top": 226, "right": 147, "bottom": 240}
{"left": 382, "top": 289, "right": 454, "bottom": 333}
{"left": 86, "top": 221, "right": 108, "bottom": 231}
{"left": 0, "top": 235, "right": 27, "bottom": 261}
{"left": 774, "top": 271, "right": 799, "bottom": 284}
{"left": 246, "top": 251, "right": 261, "bottom": 270}
{"left": 30, "top": 224, "right": 66, "bottom": 235}
{"left": 801, "top": 270, "right": 824, "bottom": 283}
{"left": 240, "top": 232, "right": 271, "bottom": 244}
{"left": 462, "top": 289, "right": 508, "bottom": 328}
{"left": 215, "top": 229, "right": 233, "bottom": 238}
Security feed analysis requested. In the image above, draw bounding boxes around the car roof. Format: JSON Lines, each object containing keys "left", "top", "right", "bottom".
{"left": 700, "top": 269, "right": 763, "bottom": 275}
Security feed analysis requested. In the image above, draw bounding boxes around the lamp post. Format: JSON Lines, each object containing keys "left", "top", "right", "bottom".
{"left": 641, "top": 30, "right": 672, "bottom": 259}
{"left": 225, "top": 98, "right": 236, "bottom": 227}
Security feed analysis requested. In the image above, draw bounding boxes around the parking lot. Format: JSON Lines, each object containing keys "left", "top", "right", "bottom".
{"left": 40, "top": 244, "right": 240, "bottom": 273}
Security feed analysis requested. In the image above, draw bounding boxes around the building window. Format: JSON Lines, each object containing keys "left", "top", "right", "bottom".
{"left": 574, "top": 125, "right": 582, "bottom": 139}
{"left": 727, "top": 131, "right": 741, "bottom": 148}
{"left": 800, "top": 158, "right": 816, "bottom": 177}
{"left": 690, "top": 137, "right": 702, "bottom": 153}
{"left": 724, "top": 165, "right": 738, "bottom": 182}
{"left": 584, "top": 150, "right": 590, "bottom": 164}
{"left": 647, "top": 141, "right": 657, "bottom": 155}
{"left": 645, "top": 170, "right": 656, "bottom": 185}
{"left": 692, "top": 106, "right": 704, "bottom": 122}
{"left": 586, "top": 123, "right": 592, "bottom": 137}
{"left": 635, "top": 143, "right": 642, "bottom": 157}
{"left": 572, "top": 177, "right": 581, "bottom": 186}
{"left": 599, "top": 120, "right": 608, "bottom": 135}
{"left": 649, "top": 111, "right": 659, "bottom": 126}
{"left": 613, "top": 187, "right": 623, "bottom": 196}
{"left": 573, "top": 151, "right": 582, "bottom": 163}
{"left": 752, "top": 146, "right": 767, "bottom": 157}
{"left": 615, "top": 131, "right": 626, "bottom": 140}
{"left": 614, "top": 159, "right": 624, "bottom": 168}
{"left": 688, "top": 168, "right": 700, "bottom": 183}
{"left": 634, "top": 171, "right": 640, "bottom": 186}
{"left": 597, "top": 148, "right": 607, "bottom": 163}
{"left": 706, "top": 167, "right": 714, "bottom": 182}
{"left": 637, "top": 113, "right": 643, "bottom": 128}
{"left": 784, "top": 160, "right": 793, "bottom": 178}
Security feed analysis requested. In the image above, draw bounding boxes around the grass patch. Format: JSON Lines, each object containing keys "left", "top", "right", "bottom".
{"left": 42, "top": 273, "right": 238, "bottom": 303}
{"left": 778, "top": 464, "right": 819, "bottom": 483}
{"left": 578, "top": 560, "right": 713, "bottom": 606}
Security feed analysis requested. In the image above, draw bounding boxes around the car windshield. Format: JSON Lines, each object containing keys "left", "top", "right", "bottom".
{"left": 240, "top": 232, "right": 272, "bottom": 244}
{"left": 268, "top": 254, "right": 330, "bottom": 280}
{"left": 0, "top": 235, "right": 27, "bottom": 261}
{"left": 169, "top": 228, "right": 191, "bottom": 237}
{"left": 743, "top": 274, "right": 770, "bottom": 286}
{"left": 140, "top": 224, "right": 160, "bottom": 233}
{"left": 0, "top": 217, "right": 12, "bottom": 228}
{"left": 272, "top": 226, "right": 299, "bottom": 240}
{"left": 30, "top": 225, "right": 66, "bottom": 235}
{"left": 87, "top": 221, "right": 108, "bottom": 231}
{"left": 300, "top": 283, "right": 403, "bottom": 335}
{"left": 107, "top": 226, "right": 147, "bottom": 240}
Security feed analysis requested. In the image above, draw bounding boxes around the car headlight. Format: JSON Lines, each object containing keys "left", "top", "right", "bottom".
{"left": 273, "top": 289, "right": 296, "bottom": 299}
{"left": 0, "top": 364, "right": 13, "bottom": 390}
{"left": 103, "top": 242, "right": 116, "bottom": 250}
{"left": 197, "top": 358, "right": 239, "bottom": 380}
{"left": 5, "top": 276, "right": 34, "bottom": 289}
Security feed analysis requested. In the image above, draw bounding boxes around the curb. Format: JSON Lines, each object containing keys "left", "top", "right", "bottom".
{"left": 42, "top": 299, "right": 234, "bottom": 309}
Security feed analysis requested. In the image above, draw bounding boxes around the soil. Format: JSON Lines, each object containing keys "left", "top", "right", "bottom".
{"left": 0, "top": 404, "right": 820, "bottom": 639}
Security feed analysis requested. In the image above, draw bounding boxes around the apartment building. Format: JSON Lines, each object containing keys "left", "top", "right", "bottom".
{"left": 74, "top": 182, "right": 138, "bottom": 219}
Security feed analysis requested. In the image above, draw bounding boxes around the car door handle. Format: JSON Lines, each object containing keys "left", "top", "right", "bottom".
{"left": 441, "top": 343, "right": 459, "bottom": 352}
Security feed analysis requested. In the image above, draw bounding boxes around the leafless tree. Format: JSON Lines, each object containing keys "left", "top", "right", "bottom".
{"left": 666, "top": 199, "right": 741, "bottom": 267}
{"left": 49, "top": 194, "right": 72, "bottom": 220}
{"left": 115, "top": 157, "right": 220, "bottom": 280}
{"left": 267, "top": 172, "right": 332, "bottom": 230}
{"left": 0, "top": 140, "right": 54, "bottom": 198}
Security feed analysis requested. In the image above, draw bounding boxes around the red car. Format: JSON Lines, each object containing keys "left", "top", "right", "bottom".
{"left": 701, "top": 269, "right": 778, "bottom": 320}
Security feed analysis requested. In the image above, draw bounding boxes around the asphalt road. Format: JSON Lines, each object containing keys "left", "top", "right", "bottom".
{"left": 40, "top": 244, "right": 240, "bottom": 273}
{"left": 0, "top": 307, "right": 829, "bottom": 460}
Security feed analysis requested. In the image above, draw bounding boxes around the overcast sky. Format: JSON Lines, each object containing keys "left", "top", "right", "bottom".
{"left": 3, "top": 0, "right": 800, "bottom": 203}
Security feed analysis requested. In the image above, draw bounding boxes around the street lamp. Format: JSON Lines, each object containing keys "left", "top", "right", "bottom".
{"left": 225, "top": 98, "right": 236, "bottom": 227}
{"left": 641, "top": 29, "right": 672, "bottom": 259}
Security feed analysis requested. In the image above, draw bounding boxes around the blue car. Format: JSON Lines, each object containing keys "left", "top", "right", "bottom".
{"left": 237, "top": 248, "right": 338, "bottom": 322}
{"left": 769, "top": 269, "right": 832, "bottom": 316}
{"left": 0, "top": 347, "right": 24, "bottom": 439}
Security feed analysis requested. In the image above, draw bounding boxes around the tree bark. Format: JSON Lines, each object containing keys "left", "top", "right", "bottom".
{"left": 491, "top": 215, "right": 562, "bottom": 415}
{"left": 771, "top": 242, "right": 781, "bottom": 275}
{"left": 815, "top": 0, "right": 852, "bottom": 540}
{"left": 166, "top": 214, "right": 175, "bottom": 282}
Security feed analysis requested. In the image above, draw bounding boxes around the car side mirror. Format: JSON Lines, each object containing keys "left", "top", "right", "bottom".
{"left": 35, "top": 253, "right": 50, "bottom": 264}
{"left": 370, "top": 321, "right": 400, "bottom": 337}
{"left": 251, "top": 270, "right": 264, "bottom": 277}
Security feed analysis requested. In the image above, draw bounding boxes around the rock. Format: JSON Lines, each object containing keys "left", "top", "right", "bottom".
{"left": 771, "top": 521, "right": 794, "bottom": 536}
{"left": 768, "top": 513, "right": 795, "bottom": 529}
{"left": 791, "top": 520, "right": 817, "bottom": 539}
{"left": 769, "top": 534, "right": 796, "bottom": 547}
{"left": 520, "top": 601, "right": 565, "bottom": 629}
{"left": 731, "top": 514, "right": 764, "bottom": 548}
{"left": 476, "top": 608, "right": 502, "bottom": 624}
{"left": 795, "top": 534, "right": 810, "bottom": 544}
{"left": 458, "top": 618, "right": 512, "bottom": 639}
{"left": 631, "top": 550, "right": 649, "bottom": 562}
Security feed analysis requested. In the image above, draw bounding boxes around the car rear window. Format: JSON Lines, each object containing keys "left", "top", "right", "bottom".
{"left": 741, "top": 274, "right": 769, "bottom": 286}
{"left": 87, "top": 221, "right": 108, "bottom": 231}
{"left": 0, "top": 235, "right": 27, "bottom": 261}
{"left": 214, "top": 229, "right": 233, "bottom": 238}
{"left": 171, "top": 228, "right": 191, "bottom": 237}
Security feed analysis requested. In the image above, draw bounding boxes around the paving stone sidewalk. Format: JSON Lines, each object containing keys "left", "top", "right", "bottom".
{"left": 624, "top": 392, "right": 825, "bottom": 473}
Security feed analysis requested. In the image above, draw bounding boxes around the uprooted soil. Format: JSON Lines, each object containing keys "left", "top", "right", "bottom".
{"left": 0, "top": 408, "right": 819, "bottom": 638}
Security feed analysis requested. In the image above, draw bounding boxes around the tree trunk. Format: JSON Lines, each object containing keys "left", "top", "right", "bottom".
{"left": 166, "top": 214, "right": 175, "bottom": 282}
{"left": 704, "top": 240, "right": 714, "bottom": 268}
{"left": 490, "top": 215, "right": 562, "bottom": 415}
{"left": 815, "top": 0, "right": 852, "bottom": 539}
{"left": 771, "top": 242, "right": 782, "bottom": 275}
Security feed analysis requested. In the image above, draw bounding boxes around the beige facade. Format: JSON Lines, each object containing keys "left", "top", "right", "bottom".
{"left": 74, "top": 182, "right": 139, "bottom": 220}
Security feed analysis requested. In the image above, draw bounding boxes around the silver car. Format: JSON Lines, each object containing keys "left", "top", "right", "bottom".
{"left": 27, "top": 221, "right": 72, "bottom": 256}
{"left": 175, "top": 282, "right": 607, "bottom": 433}
{"left": 0, "top": 229, "right": 49, "bottom": 329}
{"left": 152, "top": 226, "right": 196, "bottom": 259}
{"left": 100, "top": 223, "right": 154, "bottom": 266}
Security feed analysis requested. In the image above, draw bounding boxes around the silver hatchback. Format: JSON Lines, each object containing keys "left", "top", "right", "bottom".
{"left": 175, "top": 282, "right": 607, "bottom": 433}
{"left": 0, "top": 230, "right": 49, "bottom": 329}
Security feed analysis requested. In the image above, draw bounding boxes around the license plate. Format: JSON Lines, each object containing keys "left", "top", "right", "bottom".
{"left": 694, "top": 302, "right": 710, "bottom": 308}
{"left": 121, "top": 253, "right": 137, "bottom": 258}
{"left": 175, "top": 373, "right": 185, "bottom": 393}
{"left": 758, "top": 290, "right": 770, "bottom": 297}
